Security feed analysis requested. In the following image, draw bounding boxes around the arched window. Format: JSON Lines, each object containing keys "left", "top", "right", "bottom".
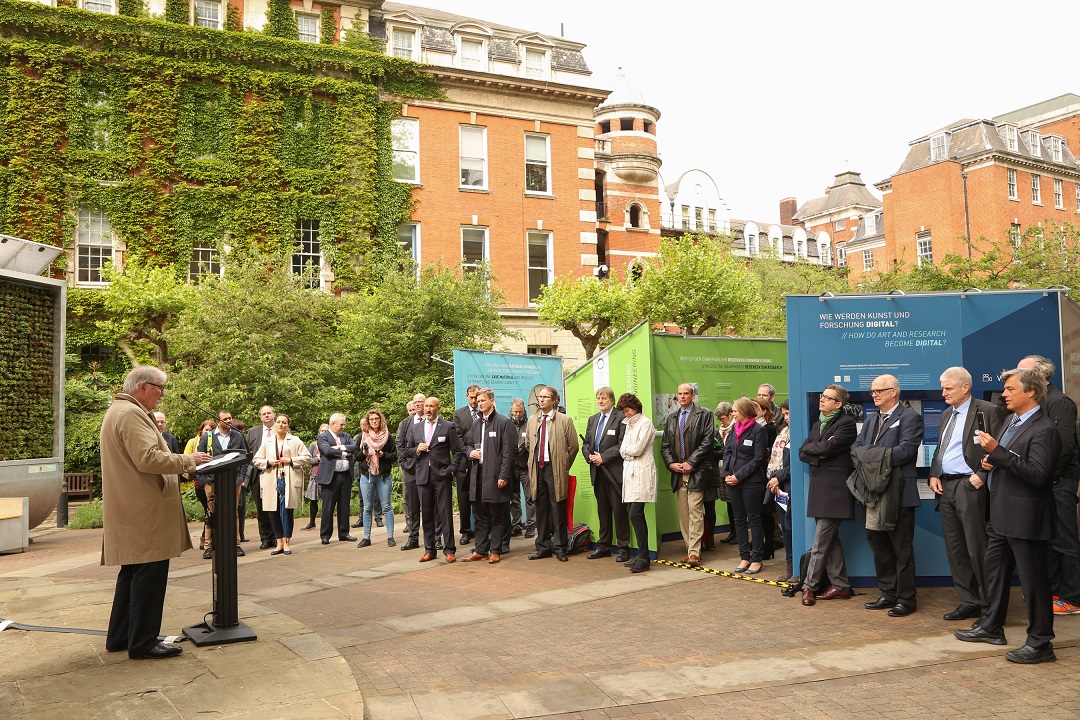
{"left": 629, "top": 204, "right": 641, "bottom": 228}
{"left": 628, "top": 258, "right": 644, "bottom": 283}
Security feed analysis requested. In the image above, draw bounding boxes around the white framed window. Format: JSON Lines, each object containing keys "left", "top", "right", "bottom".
{"left": 525, "top": 133, "right": 550, "bottom": 194}
{"left": 708, "top": 209, "right": 716, "bottom": 233}
{"left": 794, "top": 234, "right": 807, "bottom": 259}
{"left": 1011, "top": 223, "right": 1022, "bottom": 247}
{"left": 524, "top": 48, "right": 548, "bottom": 79}
{"left": 746, "top": 232, "right": 759, "bottom": 254}
{"left": 1006, "top": 125, "right": 1018, "bottom": 151}
{"left": 459, "top": 125, "right": 487, "bottom": 189}
{"left": 1076, "top": 184, "right": 1080, "bottom": 212}
{"left": 84, "top": 0, "right": 114, "bottom": 13}
{"left": 1051, "top": 137, "right": 1064, "bottom": 163}
{"left": 834, "top": 219, "right": 845, "bottom": 231}
{"left": 1029, "top": 131, "right": 1041, "bottom": 157}
{"left": 694, "top": 208, "right": 703, "bottom": 230}
{"left": 459, "top": 37, "right": 485, "bottom": 70}
{"left": 391, "top": 117, "right": 419, "bottom": 183}
{"left": 397, "top": 223, "right": 420, "bottom": 264}
{"left": 188, "top": 241, "right": 221, "bottom": 283}
{"left": 461, "top": 226, "right": 487, "bottom": 273}
{"left": 527, "top": 346, "right": 555, "bottom": 355}
{"left": 916, "top": 231, "right": 933, "bottom": 267}
{"left": 1008, "top": 168, "right": 1018, "bottom": 199}
{"left": 292, "top": 220, "right": 322, "bottom": 289}
{"left": 391, "top": 29, "right": 417, "bottom": 60}
{"left": 194, "top": 0, "right": 221, "bottom": 29}
{"left": 930, "top": 133, "right": 948, "bottom": 161}
{"left": 76, "top": 206, "right": 113, "bottom": 284}
{"left": 527, "top": 230, "right": 552, "bottom": 303}
{"left": 1055, "top": 179, "right": 1064, "bottom": 208}
{"left": 836, "top": 244, "right": 847, "bottom": 268}
{"left": 297, "top": 14, "right": 319, "bottom": 43}
{"left": 1032, "top": 174, "right": 1041, "bottom": 204}
{"left": 819, "top": 241, "right": 832, "bottom": 265}
{"left": 862, "top": 248, "right": 874, "bottom": 271}
{"left": 864, "top": 214, "right": 877, "bottom": 234}
{"left": 680, "top": 206, "right": 690, "bottom": 229}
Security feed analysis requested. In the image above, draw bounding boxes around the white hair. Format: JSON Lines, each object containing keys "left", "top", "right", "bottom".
{"left": 122, "top": 366, "right": 166, "bottom": 394}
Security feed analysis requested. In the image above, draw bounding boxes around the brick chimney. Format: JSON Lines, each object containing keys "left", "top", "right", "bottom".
{"left": 779, "top": 197, "right": 797, "bottom": 226}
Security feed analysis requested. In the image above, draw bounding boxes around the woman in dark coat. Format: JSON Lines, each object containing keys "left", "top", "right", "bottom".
{"left": 722, "top": 397, "right": 771, "bottom": 574}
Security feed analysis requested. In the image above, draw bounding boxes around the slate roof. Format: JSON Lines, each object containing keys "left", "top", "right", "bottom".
{"left": 842, "top": 209, "right": 885, "bottom": 252}
{"left": 729, "top": 219, "right": 824, "bottom": 261}
{"left": 792, "top": 171, "right": 882, "bottom": 221}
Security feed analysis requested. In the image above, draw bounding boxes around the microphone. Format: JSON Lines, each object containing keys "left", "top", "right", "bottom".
{"left": 178, "top": 393, "right": 240, "bottom": 432}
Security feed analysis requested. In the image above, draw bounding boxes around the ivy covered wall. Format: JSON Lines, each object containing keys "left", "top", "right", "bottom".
{"left": 0, "top": 0, "right": 440, "bottom": 291}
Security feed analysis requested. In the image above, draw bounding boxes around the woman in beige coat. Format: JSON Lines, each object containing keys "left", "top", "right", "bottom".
{"left": 253, "top": 415, "right": 311, "bottom": 555}
{"left": 617, "top": 393, "right": 657, "bottom": 573}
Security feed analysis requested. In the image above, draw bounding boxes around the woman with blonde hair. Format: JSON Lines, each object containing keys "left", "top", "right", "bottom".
{"left": 722, "top": 397, "right": 770, "bottom": 574}
{"left": 355, "top": 409, "right": 397, "bottom": 548}
{"left": 253, "top": 414, "right": 311, "bottom": 555}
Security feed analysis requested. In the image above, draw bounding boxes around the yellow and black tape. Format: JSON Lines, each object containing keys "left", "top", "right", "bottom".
{"left": 654, "top": 558, "right": 795, "bottom": 589}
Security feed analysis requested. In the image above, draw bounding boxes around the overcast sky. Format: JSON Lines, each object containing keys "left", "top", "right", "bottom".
{"left": 414, "top": 0, "right": 1080, "bottom": 223}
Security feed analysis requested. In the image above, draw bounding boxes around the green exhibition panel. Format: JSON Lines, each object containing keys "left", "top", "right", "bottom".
{"left": 564, "top": 323, "right": 787, "bottom": 555}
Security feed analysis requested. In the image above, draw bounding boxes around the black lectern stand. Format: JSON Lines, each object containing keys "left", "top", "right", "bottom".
{"left": 184, "top": 450, "right": 258, "bottom": 646}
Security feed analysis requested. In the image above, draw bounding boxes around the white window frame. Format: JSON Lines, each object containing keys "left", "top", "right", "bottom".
{"left": 292, "top": 220, "right": 323, "bottom": 289}
{"left": 862, "top": 248, "right": 874, "bottom": 271}
{"left": 188, "top": 241, "right": 222, "bottom": 283}
{"left": 818, "top": 241, "right": 832, "bottom": 265}
{"left": 527, "top": 230, "right": 553, "bottom": 304}
{"left": 524, "top": 133, "right": 551, "bottom": 194}
{"left": 1051, "top": 137, "right": 1064, "bottom": 163}
{"left": 916, "top": 231, "right": 933, "bottom": 267}
{"left": 391, "top": 117, "right": 419, "bottom": 183}
{"left": 1055, "top": 179, "right": 1064, "bottom": 209}
{"left": 707, "top": 209, "right": 716, "bottom": 233}
{"left": 297, "top": 13, "right": 320, "bottom": 44}
{"left": 84, "top": 0, "right": 115, "bottom": 14}
{"left": 1076, "top": 184, "right": 1080, "bottom": 212}
{"left": 836, "top": 244, "right": 847, "bottom": 268}
{"left": 864, "top": 214, "right": 877, "bottom": 235}
{"left": 391, "top": 28, "right": 418, "bottom": 60}
{"left": 459, "top": 125, "right": 487, "bottom": 189}
{"left": 461, "top": 226, "right": 488, "bottom": 273}
{"left": 680, "top": 205, "right": 690, "bottom": 229}
{"left": 1032, "top": 174, "right": 1041, "bottom": 204}
{"left": 526, "top": 346, "right": 555, "bottom": 355}
{"left": 1011, "top": 223, "right": 1022, "bottom": 247}
{"left": 397, "top": 223, "right": 420, "bottom": 265}
{"left": 193, "top": 0, "right": 222, "bottom": 30}
{"left": 457, "top": 36, "right": 486, "bottom": 71}
{"left": 1007, "top": 168, "right": 1018, "bottom": 200}
{"left": 834, "top": 219, "right": 845, "bottom": 231}
{"left": 1006, "top": 125, "right": 1018, "bottom": 151}
{"left": 746, "top": 233, "right": 759, "bottom": 254}
{"left": 76, "top": 206, "right": 114, "bottom": 285}
{"left": 522, "top": 47, "right": 549, "bottom": 80}
{"left": 930, "top": 133, "right": 948, "bottom": 161}
{"left": 1029, "top": 131, "right": 1041, "bottom": 158}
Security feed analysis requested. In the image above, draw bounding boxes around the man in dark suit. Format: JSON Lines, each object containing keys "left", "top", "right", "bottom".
{"left": 852, "top": 374, "right": 924, "bottom": 617}
{"left": 197, "top": 410, "right": 249, "bottom": 559}
{"left": 154, "top": 412, "right": 180, "bottom": 454}
{"left": 583, "top": 386, "right": 629, "bottom": 562}
{"left": 798, "top": 384, "right": 858, "bottom": 606}
{"left": 404, "top": 396, "right": 459, "bottom": 563}
{"left": 453, "top": 385, "right": 480, "bottom": 546}
{"left": 660, "top": 383, "right": 716, "bottom": 567}
{"left": 462, "top": 388, "right": 515, "bottom": 563}
{"left": 956, "top": 367, "right": 1061, "bottom": 663}
{"left": 928, "top": 367, "right": 1001, "bottom": 622}
{"left": 395, "top": 393, "right": 426, "bottom": 550}
{"left": 506, "top": 398, "right": 534, "bottom": 543}
{"left": 315, "top": 413, "right": 357, "bottom": 544}
{"left": 245, "top": 405, "right": 278, "bottom": 549}
{"left": 1017, "top": 355, "right": 1080, "bottom": 617}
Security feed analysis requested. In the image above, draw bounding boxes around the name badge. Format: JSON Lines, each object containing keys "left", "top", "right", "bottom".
{"left": 743, "top": 439, "right": 754, "bottom": 447}
{"left": 522, "top": 432, "right": 527, "bottom": 438}
{"left": 606, "top": 429, "right": 616, "bottom": 436}
{"left": 489, "top": 431, "right": 497, "bottom": 437}
{"left": 437, "top": 436, "right": 446, "bottom": 443}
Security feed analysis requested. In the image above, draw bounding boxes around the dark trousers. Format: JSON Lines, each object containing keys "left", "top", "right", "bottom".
{"left": 776, "top": 501, "right": 793, "bottom": 564}
{"left": 510, "top": 465, "right": 535, "bottom": 530}
{"left": 457, "top": 466, "right": 474, "bottom": 536}
{"left": 237, "top": 484, "right": 248, "bottom": 539}
{"left": 534, "top": 464, "right": 568, "bottom": 554}
{"left": 939, "top": 477, "right": 990, "bottom": 610}
{"left": 474, "top": 500, "right": 507, "bottom": 555}
{"left": 593, "top": 473, "right": 630, "bottom": 552}
{"left": 982, "top": 525, "right": 1054, "bottom": 649}
{"left": 1049, "top": 477, "right": 1080, "bottom": 605}
{"left": 403, "top": 477, "right": 421, "bottom": 543}
{"left": 866, "top": 506, "right": 917, "bottom": 608}
{"left": 729, "top": 481, "right": 764, "bottom": 563}
{"left": 320, "top": 472, "right": 352, "bottom": 540}
{"left": 628, "top": 501, "right": 650, "bottom": 557}
{"left": 106, "top": 559, "right": 170, "bottom": 658}
{"left": 703, "top": 501, "right": 716, "bottom": 549}
{"left": 250, "top": 479, "right": 274, "bottom": 544}
{"left": 418, "top": 477, "right": 456, "bottom": 555}
{"left": 269, "top": 507, "right": 294, "bottom": 539}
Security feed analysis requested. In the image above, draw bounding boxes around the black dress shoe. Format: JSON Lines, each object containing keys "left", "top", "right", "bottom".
{"left": 131, "top": 642, "right": 183, "bottom": 660}
{"left": 615, "top": 550, "right": 631, "bottom": 563}
{"left": 1005, "top": 644, "right": 1056, "bottom": 664}
{"left": 375, "top": 517, "right": 384, "bottom": 527}
{"left": 528, "top": 551, "right": 552, "bottom": 560}
{"left": 301, "top": 523, "right": 316, "bottom": 531}
{"left": 943, "top": 605, "right": 981, "bottom": 621}
{"left": 435, "top": 538, "right": 444, "bottom": 550}
{"left": 511, "top": 527, "right": 523, "bottom": 537}
{"left": 340, "top": 535, "right": 357, "bottom": 542}
{"left": 260, "top": 540, "right": 276, "bottom": 550}
{"left": 629, "top": 558, "right": 650, "bottom": 573}
{"left": 235, "top": 546, "right": 245, "bottom": 557}
{"left": 400, "top": 540, "right": 420, "bottom": 550}
{"left": 864, "top": 596, "right": 895, "bottom": 610}
{"left": 202, "top": 548, "right": 213, "bottom": 559}
{"left": 954, "top": 626, "right": 1007, "bottom": 645}
{"left": 887, "top": 604, "right": 914, "bottom": 617}
{"left": 238, "top": 535, "right": 248, "bottom": 543}
{"left": 524, "top": 528, "right": 536, "bottom": 538}
{"left": 351, "top": 520, "right": 363, "bottom": 528}
{"left": 586, "top": 549, "right": 611, "bottom": 559}
{"left": 356, "top": 538, "right": 371, "bottom": 547}
{"left": 556, "top": 552, "right": 569, "bottom": 562}
{"left": 499, "top": 544, "right": 510, "bottom": 554}
{"left": 321, "top": 539, "right": 330, "bottom": 545}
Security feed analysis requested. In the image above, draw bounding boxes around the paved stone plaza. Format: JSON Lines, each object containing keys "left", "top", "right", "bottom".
{"left": 2, "top": 521, "right": 1078, "bottom": 719}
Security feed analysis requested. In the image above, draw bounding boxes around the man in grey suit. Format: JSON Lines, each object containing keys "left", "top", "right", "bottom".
{"left": 245, "top": 405, "right": 277, "bottom": 550}
{"left": 453, "top": 384, "right": 480, "bottom": 546}
{"left": 583, "top": 386, "right": 629, "bottom": 562}
{"left": 928, "top": 367, "right": 1001, "bottom": 622}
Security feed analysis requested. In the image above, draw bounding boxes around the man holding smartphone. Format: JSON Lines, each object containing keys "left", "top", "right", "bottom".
{"left": 928, "top": 367, "right": 1001, "bottom": 623}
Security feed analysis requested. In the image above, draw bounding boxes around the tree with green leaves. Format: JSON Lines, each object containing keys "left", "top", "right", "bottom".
{"left": 97, "top": 264, "right": 193, "bottom": 367}
{"left": 536, "top": 274, "right": 636, "bottom": 359}
{"left": 264, "top": 0, "right": 299, "bottom": 40}
{"left": 743, "top": 254, "right": 851, "bottom": 337}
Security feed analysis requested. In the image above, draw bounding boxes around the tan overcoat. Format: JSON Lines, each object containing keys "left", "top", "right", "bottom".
{"left": 253, "top": 433, "right": 311, "bottom": 511}
{"left": 526, "top": 410, "right": 580, "bottom": 502}
{"left": 100, "top": 394, "right": 196, "bottom": 566}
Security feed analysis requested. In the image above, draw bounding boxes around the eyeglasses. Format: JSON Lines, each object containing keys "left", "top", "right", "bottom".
{"left": 145, "top": 382, "right": 166, "bottom": 392}
{"left": 869, "top": 388, "right": 897, "bottom": 396}
{"left": 820, "top": 394, "right": 839, "bottom": 402}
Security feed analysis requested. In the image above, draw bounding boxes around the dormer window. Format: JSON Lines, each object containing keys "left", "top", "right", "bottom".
{"left": 930, "top": 132, "right": 949, "bottom": 161}
{"left": 1029, "top": 131, "right": 1041, "bottom": 158}
{"left": 84, "top": 0, "right": 114, "bottom": 13}
{"left": 524, "top": 48, "right": 548, "bottom": 79}
{"left": 391, "top": 29, "right": 417, "bottom": 60}
{"left": 1051, "top": 137, "right": 1064, "bottom": 163}
{"left": 865, "top": 214, "right": 877, "bottom": 235}
{"left": 459, "top": 38, "right": 485, "bottom": 70}
{"left": 1005, "top": 125, "right": 1018, "bottom": 151}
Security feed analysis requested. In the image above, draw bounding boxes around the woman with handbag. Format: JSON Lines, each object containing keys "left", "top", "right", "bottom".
{"left": 253, "top": 414, "right": 311, "bottom": 555}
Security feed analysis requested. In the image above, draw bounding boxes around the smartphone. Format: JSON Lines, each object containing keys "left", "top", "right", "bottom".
{"left": 975, "top": 411, "right": 987, "bottom": 434}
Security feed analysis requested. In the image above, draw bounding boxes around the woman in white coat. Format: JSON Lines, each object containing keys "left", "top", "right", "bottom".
{"left": 617, "top": 393, "right": 658, "bottom": 573}
{"left": 253, "top": 414, "right": 311, "bottom": 555}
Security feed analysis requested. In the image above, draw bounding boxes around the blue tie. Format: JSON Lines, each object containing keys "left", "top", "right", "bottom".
{"left": 988, "top": 414, "right": 1022, "bottom": 488}
{"left": 595, "top": 413, "right": 606, "bottom": 450}
{"left": 679, "top": 409, "right": 688, "bottom": 457}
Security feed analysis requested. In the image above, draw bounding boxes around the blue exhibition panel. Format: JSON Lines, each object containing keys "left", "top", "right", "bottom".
{"left": 785, "top": 290, "right": 1065, "bottom": 585}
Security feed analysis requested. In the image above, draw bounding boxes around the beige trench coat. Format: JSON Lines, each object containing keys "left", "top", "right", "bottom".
{"left": 100, "top": 394, "right": 196, "bottom": 566}
{"left": 620, "top": 413, "right": 658, "bottom": 503}
{"left": 253, "top": 433, "right": 311, "bottom": 511}
{"left": 526, "top": 410, "right": 580, "bottom": 502}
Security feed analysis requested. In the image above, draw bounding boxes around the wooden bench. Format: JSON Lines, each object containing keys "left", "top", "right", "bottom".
{"left": 64, "top": 472, "right": 94, "bottom": 501}
{"left": 0, "top": 497, "right": 29, "bottom": 553}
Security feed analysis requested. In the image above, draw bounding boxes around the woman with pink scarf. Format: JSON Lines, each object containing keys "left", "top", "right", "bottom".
{"left": 355, "top": 409, "right": 397, "bottom": 548}
{"left": 722, "top": 397, "right": 771, "bottom": 574}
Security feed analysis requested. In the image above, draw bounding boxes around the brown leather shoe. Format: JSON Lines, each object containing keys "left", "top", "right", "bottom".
{"left": 488, "top": 553, "right": 501, "bottom": 564}
{"left": 680, "top": 555, "right": 690, "bottom": 563}
{"left": 461, "top": 553, "right": 486, "bottom": 562}
{"left": 445, "top": 553, "right": 456, "bottom": 563}
{"left": 418, "top": 553, "right": 436, "bottom": 562}
{"left": 802, "top": 587, "right": 816, "bottom": 606}
{"left": 687, "top": 554, "right": 700, "bottom": 567}
{"left": 815, "top": 586, "right": 852, "bottom": 601}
